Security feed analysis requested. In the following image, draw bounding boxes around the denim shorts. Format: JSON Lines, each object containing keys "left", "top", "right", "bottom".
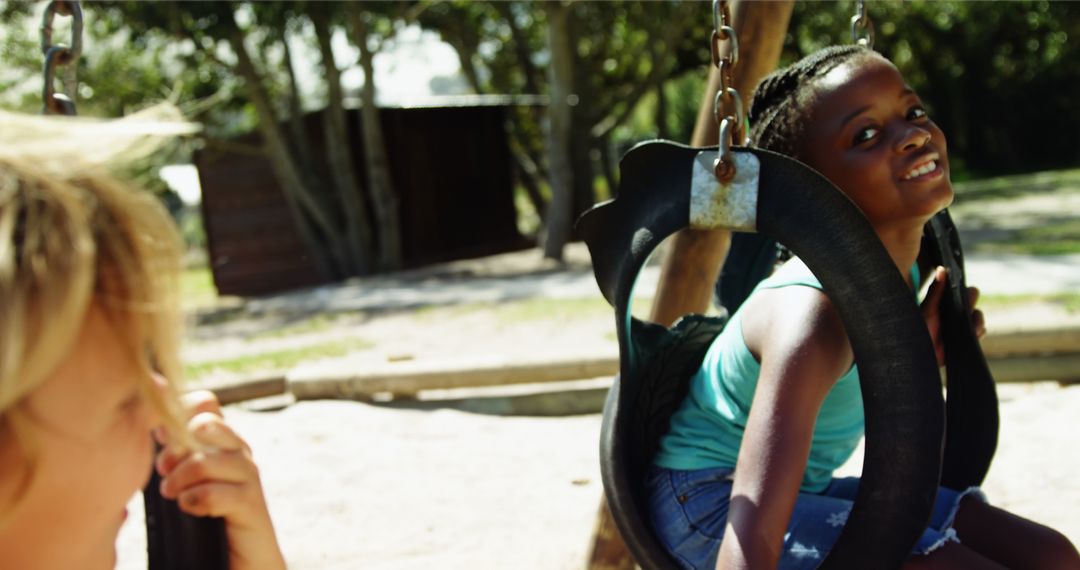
{"left": 645, "top": 465, "right": 987, "bottom": 570}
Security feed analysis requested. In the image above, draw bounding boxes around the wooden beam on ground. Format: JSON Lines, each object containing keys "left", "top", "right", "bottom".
{"left": 587, "top": 2, "right": 795, "bottom": 568}
{"left": 988, "top": 353, "right": 1080, "bottom": 384}
{"left": 197, "top": 325, "right": 1080, "bottom": 406}
{"left": 287, "top": 354, "right": 617, "bottom": 401}
{"left": 206, "top": 376, "right": 287, "bottom": 405}
{"left": 978, "top": 325, "right": 1080, "bottom": 358}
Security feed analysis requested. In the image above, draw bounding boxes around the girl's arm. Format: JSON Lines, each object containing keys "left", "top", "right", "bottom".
{"left": 715, "top": 286, "right": 854, "bottom": 570}
{"left": 156, "top": 391, "right": 288, "bottom": 570}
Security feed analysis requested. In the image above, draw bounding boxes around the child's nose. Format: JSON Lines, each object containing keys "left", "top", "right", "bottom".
{"left": 896, "top": 125, "right": 932, "bottom": 152}
{"left": 145, "top": 371, "right": 170, "bottom": 426}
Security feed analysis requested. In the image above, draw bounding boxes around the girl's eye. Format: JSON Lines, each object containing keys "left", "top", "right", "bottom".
{"left": 118, "top": 394, "right": 143, "bottom": 419}
{"left": 852, "top": 126, "right": 880, "bottom": 145}
{"left": 907, "top": 106, "right": 928, "bottom": 121}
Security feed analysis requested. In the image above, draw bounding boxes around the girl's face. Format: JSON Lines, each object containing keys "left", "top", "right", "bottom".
{"left": 0, "top": 306, "right": 161, "bottom": 570}
{"left": 798, "top": 54, "right": 954, "bottom": 232}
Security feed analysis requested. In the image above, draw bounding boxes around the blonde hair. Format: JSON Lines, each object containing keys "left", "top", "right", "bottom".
{"left": 0, "top": 105, "right": 199, "bottom": 505}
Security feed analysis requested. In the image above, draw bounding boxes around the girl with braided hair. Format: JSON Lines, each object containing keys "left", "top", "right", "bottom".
{"left": 646, "top": 46, "right": 1079, "bottom": 569}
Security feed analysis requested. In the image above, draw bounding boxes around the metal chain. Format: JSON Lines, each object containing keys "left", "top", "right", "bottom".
{"left": 41, "top": 0, "right": 83, "bottom": 116}
{"left": 710, "top": 0, "right": 743, "bottom": 183}
{"left": 850, "top": 0, "right": 875, "bottom": 49}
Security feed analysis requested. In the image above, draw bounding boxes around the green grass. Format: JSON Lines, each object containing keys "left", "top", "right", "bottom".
{"left": 180, "top": 266, "right": 219, "bottom": 309}
{"left": 953, "top": 167, "right": 1080, "bottom": 255}
{"left": 490, "top": 296, "right": 614, "bottom": 323}
{"left": 953, "top": 168, "right": 1080, "bottom": 202}
{"left": 979, "top": 292, "right": 1080, "bottom": 313}
{"left": 184, "top": 336, "right": 373, "bottom": 380}
{"left": 971, "top": 219, "right": 1080, "bottom": 256}
{"left": 415, "top": 295, "right": 655, "bottom": 325}
{"left": 1011, "top": 220, "right": 1080, "bottom": 255}
{"left": 250, "top": 311, "right": 366, "bottom": 340}
{"left": 415, "top": 296, "right": 612, "bottom": 323}
{"left": 985, "top": 240, "right": 1080, "bottom": 256}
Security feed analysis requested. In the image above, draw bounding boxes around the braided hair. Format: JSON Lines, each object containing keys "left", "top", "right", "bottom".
{"left": 748, "top": 45, "right": 875, "bottom": 158}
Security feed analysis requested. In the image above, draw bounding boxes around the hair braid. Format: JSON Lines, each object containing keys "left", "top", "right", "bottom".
{"left": 748, "top": 45, "right": 873, "bottom": 158}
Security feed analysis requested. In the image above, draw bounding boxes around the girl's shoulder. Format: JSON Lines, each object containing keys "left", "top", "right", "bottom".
{"left": 739, "top": 261, "right": 854, "bottom": 383}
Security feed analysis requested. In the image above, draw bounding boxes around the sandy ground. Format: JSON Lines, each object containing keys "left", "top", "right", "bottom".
{"left": 117, "top": 382, "right": 1079, "bottom": 569}
{"left": 115, "top": 273, "right": 1080, "bottom": 569}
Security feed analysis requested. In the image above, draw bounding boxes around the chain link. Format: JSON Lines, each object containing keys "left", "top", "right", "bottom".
{"left": 710, "top": 0, "right": 743, "bottom": 183}
{"left": 41, "top": 0, "right": 83, "bottom": 116}
{"left": 850, "top": 0, "right": 875, "bottom": 49}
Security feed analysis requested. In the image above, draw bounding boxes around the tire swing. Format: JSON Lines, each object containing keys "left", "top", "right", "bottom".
{"left": 576, "top": 3, "right": 998, "bottom": 567}
{"left": 40, "top": 3, "right": 230, "bottom": 569}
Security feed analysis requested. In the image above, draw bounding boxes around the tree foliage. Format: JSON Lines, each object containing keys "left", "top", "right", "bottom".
{"left": 416, "top": 0, "right": 709, "bottom": 259}
{"left": 2, "top": 0, "right": 1075, "bottom": 272}
{"left": 785, "top": 0, "right": 1079, "bottom": 178}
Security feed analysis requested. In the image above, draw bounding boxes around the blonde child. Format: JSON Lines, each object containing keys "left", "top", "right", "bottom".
{"left": 0, "top": 108, "right": 286, "bottom": 570}
{"left": 647, "top": 46, "right": 1080, "bottom": 569}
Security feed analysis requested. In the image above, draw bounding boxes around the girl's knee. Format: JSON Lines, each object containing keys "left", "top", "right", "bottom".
{"left": 1027, "top": 527, "right": 1080, "bottom": 570}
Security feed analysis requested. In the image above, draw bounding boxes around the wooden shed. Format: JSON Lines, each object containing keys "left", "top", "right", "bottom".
{"left": 195, "top": 99, "right": 531, "bottom": 297}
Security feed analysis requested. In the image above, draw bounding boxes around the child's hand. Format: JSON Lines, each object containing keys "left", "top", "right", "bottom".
{"left": 155, "top": 390, "right": 287, "bottom": 570}
{"left": 921, "top": 266, "right": 987, "bottom": 366}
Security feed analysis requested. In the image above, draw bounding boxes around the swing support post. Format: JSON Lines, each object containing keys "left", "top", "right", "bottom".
{"left": 585, "top": 1, "right": 794, "bottom": 567}
{"left": 650, "top": 0, "right": 794, "bottom": 328}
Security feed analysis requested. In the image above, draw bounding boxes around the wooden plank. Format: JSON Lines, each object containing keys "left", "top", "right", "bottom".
{"left": 288, "top": 354, "right": 617, "bottom": 401}
{"left": 195, "top": 326, "right": 1080, "bottom": 406}
{"left": 204, "top": 376, "right": 287, "bottom": 406}
{"left": 978, "top": 325, "right": 1080, "bottom": 358}
{"left": 988, "top": 353, "right": 1080, "bottom": 383}
{"left": 285, "top": 345, "right": 1080, "bottom": 404}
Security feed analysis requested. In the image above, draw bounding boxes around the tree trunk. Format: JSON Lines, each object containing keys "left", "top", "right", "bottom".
{"left": 570, "top": 109, "right": 596, "bottom": 222}
{"left": 311, "top": 7, "right": 373, "bottom": 275}
{"left": 441, "top": 11, "right": 550, "bottom": 231}
{"left": 348, "top": 11, "right": 403, "bottom": 271}
{"left": 566, "top": 8, "right": 596, "bottom": 224}
{"left": 655, "top": 80, "right": 669, "bottom": 140}
{"left": 511, "top": 152, "right": 548, "bottom": 226}
{"left": 597, "top": 132, "right": 617, "bottom": 201}
{"left": 542, "top": 1, "right": 575, "bottom": 261}
{"left": 279, "top": 24, "right": 318, "bottom": 186}
{"left": 222, "top": 11, "right": 343, "bottom": 280}
{"left": 499, "top": 4, "right": 551, "bottom": 187}
{"left": 585, "top": 500, "right": 635, "bottom": 570}
{"left": 446, "top": 35, "right": 483, "bottom": 95}
{"left": 495, "top": 1, "right": 543, "bottom": 97}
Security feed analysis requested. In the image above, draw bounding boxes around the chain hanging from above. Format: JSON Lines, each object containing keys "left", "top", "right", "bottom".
{"left": 850, "top": 0, "right": 875, "bottom": 49}
{"left": 41, "top": 0, "right": 83, "bottom": 116}
{"left": 710, "top": 0, "right": 744, "bottom": 184}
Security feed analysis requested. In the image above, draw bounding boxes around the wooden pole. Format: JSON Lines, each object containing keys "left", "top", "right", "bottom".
{"left": 586, "top": 2, "right": 794, "bottom": 567}
{"left": 650, "top": 1, "right": 795, "bottom": 327}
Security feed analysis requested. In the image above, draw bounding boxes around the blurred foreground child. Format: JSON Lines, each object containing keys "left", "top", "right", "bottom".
{"left": 0, "top": 108, "right": 287, "bottom": 570}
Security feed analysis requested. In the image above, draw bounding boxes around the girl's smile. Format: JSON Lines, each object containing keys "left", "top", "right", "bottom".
{"left": 797, "top": 53, "right": 954, "bottom": 235}
{"left": 900, "top": 155, "right": 943, "bottom": 182}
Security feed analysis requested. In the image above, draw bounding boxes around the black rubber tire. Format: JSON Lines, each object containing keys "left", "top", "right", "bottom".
{"left": 580, "top": 142, "right": 944, "bottom": 570}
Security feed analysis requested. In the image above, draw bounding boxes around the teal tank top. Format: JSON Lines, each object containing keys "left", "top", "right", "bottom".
{"left": 654, "top": 260, "right": 921, "bottom": 493}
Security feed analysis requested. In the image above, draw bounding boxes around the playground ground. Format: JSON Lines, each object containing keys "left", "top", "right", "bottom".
{"left": 117, "top": 171, "right": 1080, "bottom": 568}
